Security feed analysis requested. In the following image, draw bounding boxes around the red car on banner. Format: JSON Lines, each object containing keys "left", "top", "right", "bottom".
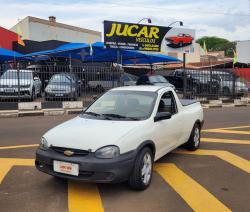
{"left": 166, "top": 33, "right": 194, "bottom": 48}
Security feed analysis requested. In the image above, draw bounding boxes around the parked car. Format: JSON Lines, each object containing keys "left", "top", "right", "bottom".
{"left": 165, "top": 33, "right": 193, "bottom": 47}
{"left": 165, "top": 70, "right": 220, "bottom": 94}
{"left": 45, "top": 73, "right": 82, "bottom": 100}
{"left": 88, "top": 73, "right": 137, "bottom": 91}
{"left": 210, "top": 71, "right": 248, "bottom": 96}
{"left": 0, "top": 69, "right": 42, "bottom": 100}
{"left": 137, "top": 74, "right": 175, "bottom": 90}
{"left": 36, "top": 86, "right": 203, "bottom": 190}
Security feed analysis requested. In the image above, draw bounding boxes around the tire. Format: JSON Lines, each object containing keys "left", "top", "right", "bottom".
{"left": 30, "top": 87, "right": 35, "bottom": 101}
{"left": 37, "top": 88, "right": 42, "bottom": 97}
{"left": 96, "top": 85, "right": 104, "bottom": 92}
{"left": 192, "top": 85, "right": 198, "bottom": 94}
{"left": 128, "top": 147, "right": 153, "bottom": 190}
{"left": 179, "top": 41, "right": 183, "bottom": 47}
{"left": 185, "top": 123, "right": 200, "bottom": 151}
{"left": 222, "top": 87, "right": 230, "bottom": 96}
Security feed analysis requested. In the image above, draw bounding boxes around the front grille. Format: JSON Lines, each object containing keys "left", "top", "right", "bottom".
{"left": 51, "top": 146, "right": 90, "bottom": 156}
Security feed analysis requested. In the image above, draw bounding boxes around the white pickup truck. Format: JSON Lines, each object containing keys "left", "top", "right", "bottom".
{"left": 36, "top": 86, "right": 204, "bottom": 190}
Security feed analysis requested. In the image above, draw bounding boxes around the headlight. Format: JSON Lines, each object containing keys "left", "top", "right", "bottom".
{"left": 95, "top": 146, "right": 120, "bottom": 159}
{"left": 39, "top": 137, "right": 49, "bottom": 150}
{"left": 45, "top": 86, "right": 51, "bottom": 93}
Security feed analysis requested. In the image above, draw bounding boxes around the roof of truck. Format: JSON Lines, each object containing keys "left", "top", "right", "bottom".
{"left": 112, "top": 86, "right": 170, "bottom": 92}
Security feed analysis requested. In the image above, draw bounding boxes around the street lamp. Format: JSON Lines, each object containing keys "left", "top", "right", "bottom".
{"left": 137, "top": 18, "right": 152, "bottom": 24}
{"left": 167, "top": 21, "right": 183, "bottom": 27}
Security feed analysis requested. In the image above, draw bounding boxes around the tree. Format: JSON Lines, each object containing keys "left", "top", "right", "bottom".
{"left": 196, "top": 36, "right": 236, "bottom": 57}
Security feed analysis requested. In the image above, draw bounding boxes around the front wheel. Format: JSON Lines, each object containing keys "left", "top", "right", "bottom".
{"left": 128, "top": 147, "right": 153, "bottom": 190}
{"left": 185, "top": 123, "right": 200, "bottom": 151}
{"left": 30, "top": 87, "right": 35, "bottom": 101}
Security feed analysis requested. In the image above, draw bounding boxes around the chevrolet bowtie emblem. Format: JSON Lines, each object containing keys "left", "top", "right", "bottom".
{"left": 64, "top": 150, "right": 74, "bottom": 156}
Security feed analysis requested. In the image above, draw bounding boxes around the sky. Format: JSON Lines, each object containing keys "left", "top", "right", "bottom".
{"left": 0, "top": 0, "right": 249, "bottom": 41}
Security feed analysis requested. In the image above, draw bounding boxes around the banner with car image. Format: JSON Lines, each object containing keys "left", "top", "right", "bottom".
{"left": 104, "top": 20, "right": 195, "bottom": 53}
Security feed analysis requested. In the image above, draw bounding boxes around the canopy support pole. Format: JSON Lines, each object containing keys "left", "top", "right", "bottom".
{"left": 183, "top": 52, "right": 187, "bottom": 98}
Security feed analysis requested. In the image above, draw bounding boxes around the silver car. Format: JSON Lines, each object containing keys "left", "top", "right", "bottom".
{"left": 0, "top": 69, "right": 42, "bottom": 100}
{"left": 45, "top": 73, "right": 82, "bottom": 100}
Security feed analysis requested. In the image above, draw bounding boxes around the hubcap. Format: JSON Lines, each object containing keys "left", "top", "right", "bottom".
{"left": 141, "top": 152, "right": 152, "bottom": 185}
{"left": 194, "top": 127, "right": 200, "bottom": 147}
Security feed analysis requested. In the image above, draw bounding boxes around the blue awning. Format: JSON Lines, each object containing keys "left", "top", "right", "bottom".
{"left": 24, "top": 43, "right": 89, "bottom": 60}
{"left": 0, "top": 48, "right": 24, "bottom": 63}
{"left": 23, "top": 42, "right": 181, "bottom": 64}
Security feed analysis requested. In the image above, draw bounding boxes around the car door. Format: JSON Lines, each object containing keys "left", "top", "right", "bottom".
{"left": 152, "top": 91, "right": 183, "bottom": 158}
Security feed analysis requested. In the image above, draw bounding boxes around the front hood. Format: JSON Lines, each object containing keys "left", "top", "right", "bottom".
{"left": 45, "top": 84, "right": 74, "bottom": 92}
{"left": 44, "top": 116, "right": 143, "bottom": 151}
{"left": 0, "top": 79, "right": 32, "bottom": 86}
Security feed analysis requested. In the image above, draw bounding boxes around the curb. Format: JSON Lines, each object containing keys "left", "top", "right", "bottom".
{"left": 0, "top": 108, "right": 83, "bottom": 118}
{"left": 0, "top": 99, "right": 249, "bottom": 118}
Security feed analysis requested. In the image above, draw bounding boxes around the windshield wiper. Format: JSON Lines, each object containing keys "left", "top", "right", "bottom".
{"left": 102, "top": 113, "right": 140, "bottom": 120}
{"left": 84, "top": 111, "right": 101, "bottom": 117}
{"left": 84, "top": 112, "right": 111, "bottom": 120}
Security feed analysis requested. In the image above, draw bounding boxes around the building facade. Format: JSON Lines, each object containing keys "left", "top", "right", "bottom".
{"left": 236, "top": 40, "right": 250, "bottom": 64}
{"left": 10, "top": 16, "right": 101, "bottom": 44}
{"left": 0, "top": 27, "right": 19, "bottom": 50}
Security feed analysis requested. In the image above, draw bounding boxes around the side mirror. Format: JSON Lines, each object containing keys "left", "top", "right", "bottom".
{"left": 154, "top": 112, "right": 172, "bottom": 122}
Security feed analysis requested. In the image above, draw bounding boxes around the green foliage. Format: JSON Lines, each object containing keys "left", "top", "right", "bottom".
{"left": 196, "top": 36, "right": 236, "bottom": 57}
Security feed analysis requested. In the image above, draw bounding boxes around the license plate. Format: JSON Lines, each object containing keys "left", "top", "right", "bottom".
{"left": 55, "top": 94, "right": 63, "bottom": 97}
{"left": 53, "top": 160, "right": 79, "bottom": 176}
{"left": 4, "top": 88, "right": 15, "bottom": 93}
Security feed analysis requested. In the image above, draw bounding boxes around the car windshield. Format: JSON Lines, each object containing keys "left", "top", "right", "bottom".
{"left": 50, "top": 74, "right": 75, "bottom": 84}
{"left": 82, "top": 90, "right": 157, "bottom": 121}
{"left": 149, "top": 76, "right": 168, "bottom": 83}
{"left": 0, "top": 71, "right": 33, "bottom": 80}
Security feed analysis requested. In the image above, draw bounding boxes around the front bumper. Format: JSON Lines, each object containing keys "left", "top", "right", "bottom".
{"left": 45, "top": 92, "right": 75, "bottom": 99}
{"left": 0, "top": 88, "right": 31, "bottom": 98}
{"left": 35, "top": 148, "right": 136, "bottom": 183}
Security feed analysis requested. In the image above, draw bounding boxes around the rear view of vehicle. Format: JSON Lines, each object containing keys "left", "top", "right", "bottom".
{"left": 0, "top": 69, "right": 41, "bottom": 100}
{"left": 137, "top": 75, "right": 175, "bottom": 90}
{"left": 45, "top": 73, "right": 81, "bottom": 101}
{"left": 212, "top": 71, "right": 248, "bottom": 97}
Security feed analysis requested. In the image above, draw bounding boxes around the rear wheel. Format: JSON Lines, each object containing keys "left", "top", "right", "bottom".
{"left": 96, "top": 85, "right": 104, "bottom": 92}
{"left": 185, "top": 123, "right": 200, "bottom": 151}
{"left": 222, "top": 87, "right": 230, "bottom": 96}
{"left": 128, "top": 147, "right": 153, "bottom": 190}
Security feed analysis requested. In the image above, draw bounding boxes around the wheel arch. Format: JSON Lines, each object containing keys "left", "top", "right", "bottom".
{"left": 194, "top": 119, "right": 204, "bottom": 129}
{"left": 136, "top": 140, "right": 156, "bottom": 159}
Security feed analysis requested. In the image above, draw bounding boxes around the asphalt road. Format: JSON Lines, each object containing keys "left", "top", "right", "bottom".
{"left": 0, "top": 107, "right": 250, "bottom": 212}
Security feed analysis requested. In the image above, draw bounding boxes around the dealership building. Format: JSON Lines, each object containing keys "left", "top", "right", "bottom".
{"left": 0, "top": 16, "right": 101, "bottom": 54}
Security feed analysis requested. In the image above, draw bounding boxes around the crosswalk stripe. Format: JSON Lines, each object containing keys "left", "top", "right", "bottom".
{"left": 155, "top": 163, "right": 231, "bottom": 212}
{"left": 202, "top": 129, "right": 250, "bottom": 135}
{"left": 0, "top": 158, "right": 34, "bottom": 183}
{"left": 215, "top": 125, "right": 250, "bottom": 130}
{"left": 0, "top": 144, "right": 39, "bottom": 150}
{"left": 174, "top": 149, "right": 250, "bottom": 173}
{"left": 68, "top": 181, "right": 104, "bottom": 212}
{"left": 201, "top": 137, "right": 250, "bottom": 144}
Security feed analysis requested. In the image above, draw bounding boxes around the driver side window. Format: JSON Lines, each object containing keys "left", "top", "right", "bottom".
{"left": 157, "top": 91, "right": 178, "bottom": 115}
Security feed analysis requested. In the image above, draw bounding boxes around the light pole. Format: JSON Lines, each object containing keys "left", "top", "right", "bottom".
{"left": 167, "top": 21, "right": 183, "bottom": 27}
{"left": 166, "top": 21, "right": 186, "bottom": 95}
{"left": 137, "top": 18, "right": 152, "bottom": 24}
